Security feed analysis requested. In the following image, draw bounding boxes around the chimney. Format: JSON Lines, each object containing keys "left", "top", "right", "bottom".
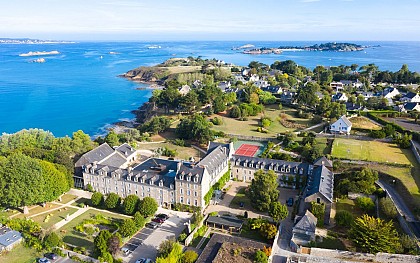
{"left": 177, "top": 161, "right": 182, "bottom": 172}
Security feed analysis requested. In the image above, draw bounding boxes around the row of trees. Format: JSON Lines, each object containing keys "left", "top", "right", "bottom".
{"left": 156, "top": 239, "right": 198, "bottom": 263}
{"left": 91, "top": 192, "right": 158, "bottom": 217}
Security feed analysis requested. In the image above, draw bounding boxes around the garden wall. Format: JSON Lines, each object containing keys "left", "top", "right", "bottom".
{"left": 184, "top": 214, "right": 209, "bottom": 247}
{"left": 410, "top": 140, "right": 420, "bottom": 165}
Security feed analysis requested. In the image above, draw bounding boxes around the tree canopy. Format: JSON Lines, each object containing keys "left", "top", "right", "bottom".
{"left": 247, "top": 170, "right": 279, "bottom": 211}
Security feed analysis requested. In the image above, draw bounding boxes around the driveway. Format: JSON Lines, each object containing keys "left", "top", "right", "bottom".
{"left": 123, "top": 211, "right": 191, "bottom": 263}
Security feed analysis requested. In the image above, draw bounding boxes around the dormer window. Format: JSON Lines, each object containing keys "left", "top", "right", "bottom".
{"left": 194, "top": 176, "right": 199, "bottom": 183}
{"left": 149, "top": 179, "right": 153, "bottom": 185}
{"left": 170, "top": 184, "right": 174, "bottom": 189}
{"left": 187, "top": 176, "right": 190, "bottom": 182}
{"left": 159, "top": 180, "right": 163, "bottom": 187}
{"left": 140, "top": 178, "right": 145, "bottom": 184}
{"left": 180, "top": 174, "right": 184, "bottom": 180}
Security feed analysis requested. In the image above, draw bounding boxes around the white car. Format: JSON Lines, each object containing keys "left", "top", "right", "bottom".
{"left": 121, "top": 247, "right": 131, "bottom": 256}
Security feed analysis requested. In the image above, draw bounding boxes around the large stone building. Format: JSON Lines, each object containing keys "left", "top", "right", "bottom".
{"left": 78, "top": 142, "right": 232, "bottom": 209}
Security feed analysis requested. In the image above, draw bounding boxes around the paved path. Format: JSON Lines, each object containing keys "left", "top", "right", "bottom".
{"left": 302, "top": 121, "right": 326, "bottom": 132}
{"left": 53, "top": 207, "right": 89, "bottom": 230}
{"left": 68, "top": 189, "right": 93, "bottom": 199}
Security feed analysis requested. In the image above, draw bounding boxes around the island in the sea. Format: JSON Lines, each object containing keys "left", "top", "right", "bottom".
{"left": 240, "top": 42, "right": 368, "bottom": 54}
{"left": 19, "top": 51, "right": 60, "bottom": 57}
{"left": 0, "top": 38, "right": 75, "bottom": 44}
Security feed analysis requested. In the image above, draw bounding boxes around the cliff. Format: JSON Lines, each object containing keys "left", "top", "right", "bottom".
{"left": 122, "top": 66, "right": 170, "bottom": 84}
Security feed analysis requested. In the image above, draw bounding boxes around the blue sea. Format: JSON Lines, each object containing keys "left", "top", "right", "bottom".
{"left": 1, "top": 41, "right": 419, "bottom": 137}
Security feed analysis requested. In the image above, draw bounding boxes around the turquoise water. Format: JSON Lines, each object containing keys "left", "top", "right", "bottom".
{"left": 1, "top": 41, "right": 419, "bottom": 137}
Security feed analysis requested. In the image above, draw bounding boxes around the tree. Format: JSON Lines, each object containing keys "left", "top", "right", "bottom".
{"left": 176, "top": 114, "right": 213, "bottom": 144}
{"left": 140, "top": 116, "right": 172, "bottom": 135}
{"left": 310, "top": 202, "right": 325, "bottom": 226}
{"left": 0, "top": 153, "right": 46, "bottom": 209}
{"left": 157, "top": 238, "right": 177, "bottom": 258}
{"left": 179, "top": 90, "right": 199, "bottom": 114}
{"left": 213, "top": 96, "right": 226, "bottom": 113}
{"left": 44, "top": 232, "right": 61, "bottom": 248}
{"left": 259, "top": 223, "right": 277, "bottom": 240}
{"left": 247, "top": 170, "right": 279, "bottom": 211}
{"left": 86, "top": 184, "right": 94, "bottom": 192}
{"left": 269, "top": 202, "right": 289, "bottom": 223}
{"left": 104, "top": 193, "right": 120, "bottom": 209}
{"left": 98, "top": 252, "right": 113, "bottom": 263}
{"left": 335, "top": 210, "right": 354, "bottom": 226}
{"left": 297, "top": 82, "right": 319, "bottom": 108}
{"left": 38, "top": 160, "right": 69, "bottom": 201}
{"left": 349, "top": 214, "right": 401, "bottom": 253}
{"left": 254, "top": 250, "right": 268, "bottom": 263}
{"left": 379, "top": 198, "right": 397, "bottom": 219}
{"left": 119, "top": 218, "right": 137, "bottom": 237}
{"left": 122, "top": 195, "right": 140, "bottom": 215}
{"left": 91, "top": 192, "right": 104, "bottom": 207}
{"left": 133, "top": 212, "right": 147, "bottom": 228}
{"left": 355, "top": 197, "right": 375, "bottom": 212}
{"left": 94, "top": 230, "right": 112, "bottom": 255}
{"left": 182, "top": 250, "right": 198, "bottom": 263}
{"left": 156, "top": 241, "right": 183, "bottom": 263}
{"left": 229, "top": 105, "right": 241, "bottom": 118}
{"left": 107, "top": 234, "right": 121, "bottom": 256}
{"left": 138, "top": 197, "right": 158, "bottom": 217}
{"left": 105, "top": 130, "right": 120, "bottom": 147}
{"left": 337, "top": 168, "right": 378, "bottom": 195}
{"left": 71, "top": 130, "right": 95, "bottom": 154}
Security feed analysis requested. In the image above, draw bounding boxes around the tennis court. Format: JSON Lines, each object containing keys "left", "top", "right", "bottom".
{"left": 235, "top": 144, "right": 261, "bottom": 157}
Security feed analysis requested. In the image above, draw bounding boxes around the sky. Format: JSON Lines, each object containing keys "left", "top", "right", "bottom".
{"left": 1, "top": 0, "right": 420, "bottom": 41}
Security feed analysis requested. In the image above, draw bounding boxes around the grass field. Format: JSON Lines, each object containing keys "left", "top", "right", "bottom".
{"left": 14, "top": 203, "right": 61, "bottom": 219}
{"left": 0, "top": 244, "right": 40, "bottom": 263}
{"left": 32, "top": 207, "right": 78, "bottom": 229}
{"left": 331, "top": 138, "right": 411, "bottom": 165}
{"left": 212, "top": 105, "right": 312, "bottom": 138}
{"left": 58, "top": 194, "right": 78, "bottom": 204}
{"left": 335, "top": 198, "right": 364, "bottom": 218}
{"left": 59, "top": 210, "right": 128, "bottom": 252}
{"left": 350, "top": 116, "right": 381, "bottom": 130}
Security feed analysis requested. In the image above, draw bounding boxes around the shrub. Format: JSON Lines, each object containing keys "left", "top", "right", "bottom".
{"left": 178, "top": 233, "right": 187, "bottom": 242}
{"left": 379, "top": 198, "right": 397, "bottom": 219}
{"left": 355, "top": 197, "right": 375, "bottom": 212}
{"left": 254, "top": 250, "right": 268, "bottom": 263}
{"left": 91, "top": 192, "right": 104, "bottom": 207}
{"left": 259, "top": 223, "right": 277, "bottom": 240}
{"left": 138, "top": 197, "right": 158, "bottom": 217}
{"left": 369, "top": 130, "right": 386, "bottom": 139}
{"left": 104, "top": 193, "right": 120, "bottom": 209}
{"left": 122, "top": 195, "right": 139, "bottom": 215}
{"left": 211, "top": 117, "right": 223, "bottom": 125}
{"left": 182, "top": 250, "right": 198, "bottom": 263}
{"left": 335, "top": 210, "right": 354, "bottom": 226}
{"left": 44, "top": 232, "right": 61, "bottom": 248}
{"left": 119, "top": 219, "right": 137, "bottom": 237}
{"left": 86, "top": 184, "right": 94, "bottom": 192}
{"left": 133, "top": 212, "right": 146, "bottom": 228}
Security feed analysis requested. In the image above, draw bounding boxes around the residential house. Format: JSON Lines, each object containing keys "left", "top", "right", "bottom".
{"left": 0, "top": 226, "right": 22, "bottom": 252}
{"left": 249, "top": 74, "right": 260, "bottom": 82}
{"left": 262, "top": 86, "right": 283, "bottom": 94}
{"left": 233, "top": 74, "right": 247, "bottom": 84}
{"left": 395, "top": 102, "right": 420, "bottom": 113}
{"left": 332, "top": 92, "right": 348, "bottom": 102}
{"left": 400, "top": 92, "right": 420, "bottom": 103}
{"left": 290, "top": 210, "right": 317, "bottom": 251}
{"left": 356, "top": 91, "right": 374, "bottom": 101}
{"left": 178, "top": 85, "right": 191, "bottom": 96}
{"left": 74, "top": 143, "right": 138, "bottom": 188}
{"left": 340, "top": 79, "right": 363, "bottom": 89}
{"left": 330, "top": 81, "right": 344, "bottom": 92}
{"left": 192, "top": 80, "right": 202, "bottom": 89}
{"left": 304, "top": 165, "right": 334, "bottom": 225}
{"left": 315, "top": 91, "right": 324, "bottom": 100}
{"left": 241, "top": 68, "right": 251, "bottom": 76}
{"left": 330, "top": 115, "right": 352, "bottom": 134}
{"left": 280, "top": 91, "right": 297, "bottom": 104}
{"left": 253, "top": 80, "right": 269, "bottom": 88}
{"left": 383, "top": 87, "right": 400, "bottom": 99}
{"left": 218, "top": 81, "right": 231, "bottom": 91}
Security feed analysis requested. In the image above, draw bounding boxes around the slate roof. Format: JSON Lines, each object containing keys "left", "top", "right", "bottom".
{"left": 206, "top": 216, "right": 244, "bottom": 228}
{"left": 339, "top": 115, "right": 352, "bottom": 127}
{"left": 207, "top": 142, "right": 232, "bottom": 157}
{"left": 115, "top": 143, "right": 136, "bottom": 157}
{"left": 198, "top": 145, "right": 229, "bottom": 176}
{"left": 0, "top": 226, "right": 22, "bottom": 248}
{"left": 305, "top": 165, "right": 334, "bottom": 202}
{"left": 232, "top": 155, "right": 310, "bottom": 176}
{"left": 294, "top": 210, "right": 317, "bottom": 233}
{"left": 262, "top": 86, "right": 282, "bottom": 93}
{"left": 313, "top": 156, "right": 333, "bottom": 168}
{"left": 177, "top": 162, "right": 206, "bottom": 184}
{"left": 75, "top": 143, "right": 115, "bottom": 167}
{"left": 100, "top": 153, "right": 128, "bottom": 168}
{"left": 403, "top": 92, "right": 418, "bottom": 99}
{"left": 404, "top": 102, "right": 419, "bottom": 111}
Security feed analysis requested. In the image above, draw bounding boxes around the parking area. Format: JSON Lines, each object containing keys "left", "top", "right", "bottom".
{"left": 123, "top": 209, "right": 192, "bottom": 263}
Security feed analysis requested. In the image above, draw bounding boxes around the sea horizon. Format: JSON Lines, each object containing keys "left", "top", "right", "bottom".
{"left": 1, "top": 40, "right": 419, "bottom": 138}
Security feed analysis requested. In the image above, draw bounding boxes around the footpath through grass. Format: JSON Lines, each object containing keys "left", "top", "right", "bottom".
{"left": 331, "top": 138, "right": 411, "bottom": 165}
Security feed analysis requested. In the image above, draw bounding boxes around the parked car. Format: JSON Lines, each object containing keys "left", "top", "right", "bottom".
{"left": 44, "top": 253, "right": 57, "bottom": 260}
{"left": 121, "top": 247, "right": 131, "bottom": 256}
{"left": 286, "top": 197, "right": 294, "bottom": 207}
{"left": 135, "top": 258, "right": 146, "bottom": 263}
{"left": 38, "top": 258, "right": 51, "bottom": 263}
{"left": 152, "top": 217, "right": 165, "bottom": 224}
{"left": 146, "top": 221, "right": 159, "bottom": 229}
{"left": 156, "top": 213, "right": 169, "bottom": 220}
{"left": 144, "top": 259, "right": 152, "bottom": 263}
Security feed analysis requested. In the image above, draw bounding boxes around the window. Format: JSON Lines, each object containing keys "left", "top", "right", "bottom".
{"left": 180, "top": 189, "right": 183, "bottom": 194}
{"left": 194, "top": 191, "right": 197, "bottom": 197}
{"left": 148, "top": 187, "right": 150, "bottom": 192}
{"left": 194, "top": 199, "right": 198, "bottom": 206}
{"left": 187, "top": 199, "right": 190, "bottom": 205}
{"left": 187, "top": 190, "right": 190, "bottom": 196}
{"left": 317, "top": 197, "right": 321, "bottom": 204}
{"left": 180, "top": 197, "right": 184, "bottom": 203}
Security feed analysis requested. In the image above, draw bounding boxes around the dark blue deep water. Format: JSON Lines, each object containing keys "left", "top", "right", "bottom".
{"left": 0, "top": 41, "right": 419, "bottom": 137}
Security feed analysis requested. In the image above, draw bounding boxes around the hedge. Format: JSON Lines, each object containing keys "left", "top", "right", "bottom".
{"left": 204, "top": 168, "right": 231, "bottom": 205}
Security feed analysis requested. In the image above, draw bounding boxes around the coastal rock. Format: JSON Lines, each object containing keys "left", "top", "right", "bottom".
{"left": 121, "top": 66, "right": 169, "bottom": 84}
{"left": 19, "top": 50, "right": 60, "bottom": 57}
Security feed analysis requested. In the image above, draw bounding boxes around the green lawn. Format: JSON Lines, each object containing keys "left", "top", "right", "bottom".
{"left": 137, "top": 142, "right": 201, "bottom": 161}
{"left": 312, "top": 236, "right": 346, "bottom": 250}
{"left": 58, "top": 194, "right": 78, "bottom": 204}
{"left": 72, "top": 198, "right": 91, "bottom": 206}
{"left": 331, "top": 138, "right": 411, "bottom": 165}
{"left": 335, "top": 198, "right": 364, "bottom": 218}
{"left": 314, "top": 137, "right": 330, "bottom": 155}
{"left": 229, "top": 187, "right": 252, "bottom": 210}
{"left": 32, "top": 207, "right": 78, "bottom": 229}
{"left": 59, "top": 210, "right": 128, "bottom": 252}
{"left": 0, "top": 243, "right": 41, "bottom": 263}
{"left": 211, "top": 105, "right": 311, "bottom": 138}
{"left": 239, "top": 227, "right": 268, "bottom": 243}
{"left": 14, "top": 203, "right": 61, "bottom": 219}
